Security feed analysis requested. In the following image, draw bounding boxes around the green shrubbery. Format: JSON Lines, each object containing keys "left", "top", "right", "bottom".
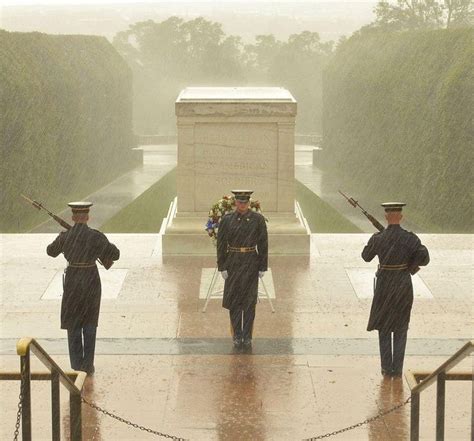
{"left": 323, "top": 28, "right": 473, "bottom": 232}
{"left": 0, "top": 30, "right": 137, "bottom": 232}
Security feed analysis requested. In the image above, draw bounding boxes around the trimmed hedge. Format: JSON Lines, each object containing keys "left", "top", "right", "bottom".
{"left": 323, "top": 29, "right": 473, "bottom": 232}
{"left": 0, "top": 30, "right": 136, "bottom": 232}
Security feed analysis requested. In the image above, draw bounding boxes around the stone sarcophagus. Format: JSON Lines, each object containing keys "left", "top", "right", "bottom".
{"left": 162, "top": 87, "right": 310, "bottom": 255}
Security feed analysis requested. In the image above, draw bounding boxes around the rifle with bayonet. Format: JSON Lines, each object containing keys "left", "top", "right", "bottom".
{"left": 21, "top": 194, "right": 113, "bottom": 269}
{"left": 338, "top": 191, "right": 385, "bottom": 232}
{"left": 338, "top": 190, "right": 419, "bottom": 275}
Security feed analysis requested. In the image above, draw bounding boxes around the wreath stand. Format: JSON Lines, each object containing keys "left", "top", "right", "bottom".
{"left": 202, "top": 266, "right": 275, "bottom": 313}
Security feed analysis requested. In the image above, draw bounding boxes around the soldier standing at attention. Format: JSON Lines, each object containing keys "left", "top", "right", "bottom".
{"left": 217, "top": 190, "right": 268, "bottom": 350}
{"left": 362, "top": 202, "right": 430, "bottom": 377}
{"left": 47, "top": 202, "right": 120, "bottom": 375}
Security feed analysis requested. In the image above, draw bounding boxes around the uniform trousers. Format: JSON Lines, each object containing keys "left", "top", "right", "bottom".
{"left": 67, "top": 324, "right": 97, "bottom": 372}
{"left": 378, "top": 328, "right": 408, "bottom": 374}
{"left": 229, "top": 305, "right": 256, "bottom": 341}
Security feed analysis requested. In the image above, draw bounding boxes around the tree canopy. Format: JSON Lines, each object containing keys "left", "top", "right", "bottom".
{"left": 113, "top": 17, "right": 333, "bottom": 134}
{"left": 372, "top": 0, "right": 473, "bottom": 31}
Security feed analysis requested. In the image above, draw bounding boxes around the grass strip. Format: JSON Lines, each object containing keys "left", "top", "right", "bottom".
{"left": 296, "top": 180, "right": 362, "bottom": 233}
{"left": 102, "top": 170, "right": 361, "bottom": 234}
{"left": 101, "top": 168, "right": 176, "bottom": 233}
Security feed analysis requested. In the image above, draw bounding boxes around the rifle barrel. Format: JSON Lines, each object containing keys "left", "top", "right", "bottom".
{"left": 21, "top": 194, "right": 42, "bottom": 210}
{"left": 338, "top": 190, "right": 358, "bottom": 207}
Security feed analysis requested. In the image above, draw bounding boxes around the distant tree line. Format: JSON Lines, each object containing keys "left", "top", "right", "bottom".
{"left": 112, "top": 10, "right": 472, "bottom": 232}
{"left": 113, "top": 2, "right": 471, "bottom": 135}
{"left": 371, "top": 0, "right": 473, "bottom": 31}
{"left": 113, "top": 17, "right": 333, "bottom": 134}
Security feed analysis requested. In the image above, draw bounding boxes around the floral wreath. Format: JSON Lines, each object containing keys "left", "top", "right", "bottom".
{"left": 205, "top": 195, "right": 266, "bottom": 245}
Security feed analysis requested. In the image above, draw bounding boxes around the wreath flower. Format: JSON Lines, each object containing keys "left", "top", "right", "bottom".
{"left": 205, "top": 195, "right": 266, "bottom": 245}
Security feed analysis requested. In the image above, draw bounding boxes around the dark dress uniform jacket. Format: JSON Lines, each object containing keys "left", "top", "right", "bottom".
{"left": 362, "top": 224, "right": 429, "bottom": 332}
{"left": 47, "top": 224, "right": 120, "bottom": 329}
{"left": 217, "top": 210, "right": 268, "bottom": 310}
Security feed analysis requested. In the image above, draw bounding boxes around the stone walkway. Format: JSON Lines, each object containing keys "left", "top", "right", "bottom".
{"left": 0, "top": 233, "right": 472, "bottom": 440}
{"left": 30, "top": 145, "right": 366, "bottom": 234}
{"left": 30, "top": 145, "right": 176, "bottom": 233}
{"left": 2, "top": 146, "right": 472, "bottom": 439}
{"left": 29, "top": 145, "right": 400, "bottom": 235}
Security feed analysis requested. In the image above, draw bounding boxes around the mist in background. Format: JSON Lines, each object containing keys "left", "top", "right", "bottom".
{"left": 1, "top": 0, "right": 472, "bottom": 233}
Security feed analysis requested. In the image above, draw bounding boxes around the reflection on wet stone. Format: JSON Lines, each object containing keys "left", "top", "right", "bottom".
{"left": 1, "top": 9, "right": 472, "bottom": 440}
{"left": 1, "top": 233, "right": 473, "bottom": 439}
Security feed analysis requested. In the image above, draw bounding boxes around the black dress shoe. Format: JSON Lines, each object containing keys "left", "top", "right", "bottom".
{"left": 233, "top": 337, "right": 242, "bottom": 348}
{"left": 81, "top": 365, "right": 95, "bottom": 375}
{"left": 242, "top": 338, "right": 252, "bottom": 347}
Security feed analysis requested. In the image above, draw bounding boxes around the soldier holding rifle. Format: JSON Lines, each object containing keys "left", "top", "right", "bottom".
{"left": 22, "top": 196, "right": 119, "bottom": 375}
{"left": 48, "top": 202, "right": 119, "bottom": 374}
{"left": 340, "top": 193, "right": 430, "bottom": 377}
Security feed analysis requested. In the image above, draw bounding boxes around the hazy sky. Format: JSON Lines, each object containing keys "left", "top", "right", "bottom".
{"left": 3, "top": 0, "right": 373, "bottom": 5}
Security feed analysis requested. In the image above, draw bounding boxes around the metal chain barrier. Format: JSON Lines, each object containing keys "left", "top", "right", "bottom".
{"left": 81, "top": 396, "right": 189, "bottom": 440}
{"left": 303, "top": 396, "right": 411, "bottom": 440}
{"left": 12, "top": 368, "right": 408, "bottom": 441}
{"left": 13, "top": 365, "right": 26, "bottom": 441}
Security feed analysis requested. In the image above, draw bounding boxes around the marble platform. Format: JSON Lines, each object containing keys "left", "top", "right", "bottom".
{"left": 162, "top": 199, "right": 311, "bottom": 256}
{"left": 0, "top": 233, "right": 472, "bottom": 440}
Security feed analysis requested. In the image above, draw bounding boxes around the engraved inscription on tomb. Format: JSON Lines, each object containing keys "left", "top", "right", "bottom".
{"left": 194, "top": 123, "right": 278, "bottom": 210}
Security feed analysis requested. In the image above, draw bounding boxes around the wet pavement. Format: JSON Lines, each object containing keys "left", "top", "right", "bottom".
{"left": 1, "top": 232, "right": 472, "bottom": 439}
{"left": 29, "top": 145, "right": 327, "bottom": 233}
{"left": 30, "top": 145, "right": 176, "bottom": 233}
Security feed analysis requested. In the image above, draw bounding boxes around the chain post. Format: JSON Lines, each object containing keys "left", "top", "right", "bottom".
{"left": 51, "top": 371, "right": 61, "bottom": 441}
{"left": 436, "top": 372, "right": 446, "bottom": 440}
{"left": 410, "top": 391, "right": 420, "bottom": 441}
{"left": 20, "top": 353, "right": 32, "bottom": 441}
{"left": 70, "top": 391, "right": 82, "bottom": 441}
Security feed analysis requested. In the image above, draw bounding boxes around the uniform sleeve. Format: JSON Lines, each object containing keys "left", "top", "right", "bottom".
{"left": 257, "top": 215, "right": 268, "bottom": 271}
{"left": 409, "top": 237, "right": 430, "bottom": 267}
{"left": 98, "top": 234, "right": 120, "bottom": 262}
{"left": 361, "top": 234, "right": 377, "bottom": 262}
{"left": 46, "top": 232, "right": 66, "bottom": 257}
{"left": 217, "top": 215, "right": 229, "bottom": 271}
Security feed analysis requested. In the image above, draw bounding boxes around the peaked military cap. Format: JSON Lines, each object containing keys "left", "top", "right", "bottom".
{"left": 68, "top": 201, "right": 93, "bottom": 213}
{"left": 231, "top": 190, "right": 253, "bottom": 201}
{"left": 381, "top": 202, "right": 406, "bottom": 212}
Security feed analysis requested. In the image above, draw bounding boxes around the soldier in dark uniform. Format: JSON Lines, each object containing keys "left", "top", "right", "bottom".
{"left": 217, "top": 190, "right": 268, "bottom": 349}
{"left": 47, "top": 202, "right": 120, "bottom": 374}
{"left": 362, "top": 202, "right": 430, "bottom": 377}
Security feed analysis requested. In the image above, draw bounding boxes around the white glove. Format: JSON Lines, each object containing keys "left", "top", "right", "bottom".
{"left": 259, "top": 271, "right": 265, "bottom": 278}
{"left": 220, "top": 270, "right": 228, "bottom": 280}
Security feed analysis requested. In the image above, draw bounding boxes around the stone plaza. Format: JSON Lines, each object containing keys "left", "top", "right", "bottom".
{"left": 0, "top": 231, "right": 472, "bottom": 440}
{"left": 0, "top": 88, "right": 472, "bottom": 440}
